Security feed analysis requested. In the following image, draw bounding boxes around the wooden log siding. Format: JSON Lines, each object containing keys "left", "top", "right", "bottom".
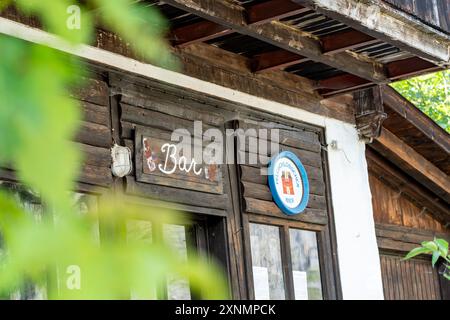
{"left": 109, "top": 76, "right": 234, "bottom": 211}
{"left": 0, "top": 75, "right": 114, "bottom": 189}
{"left": 0, "top": 77, "right": 113, "bottom": 188}
{"left": 73, "top": 78, "right": 113, "bottom": 188}
{"left": 235, "top": 120, "right": 329, "bottom": 225}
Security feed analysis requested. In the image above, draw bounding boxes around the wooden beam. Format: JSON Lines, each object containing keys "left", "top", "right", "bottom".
{"left": 386, "top": 57, "right": 442, "bottom": 80}
{"left": 175, "top": 42, "right": 354, "bottom": 122}
{"left": 366, "top": 148, "right": 450, "bottom": 225}
{"left": 251, "top": 49, "right": 309, "bottom": 72}
{"left": 375, "top": 224, "right": 450, "bottom": 246}
{"left": 321, "top": 29, "right": 379, "bottom": 54}
{"left": 294, "top": 0, "right": 450, "bottom": 64}
{"left": 373, "top": 128, "right": 450, "bottom": 204}
{"left": 172, "top": 20, "right": 232, "bottom": 47}
{"left": 381, "top": 85, "right": 450, "bottom": 155}
{"left": 316, "top": 73, "right": 371, "bottom": 91}
{"left": 318, "top": 57, "right": 442, "bottom": 95}
{"left": 172, "top": 0, "right": 310, "bottom": 46}
{"left": 246, "top": 0, "right": 310, "bottom": 25}
{"left": 163, "top": 0, "right": 388, "bottom": 83}
{"left": 354, "top": 86, "right": 386, "bottom": 140}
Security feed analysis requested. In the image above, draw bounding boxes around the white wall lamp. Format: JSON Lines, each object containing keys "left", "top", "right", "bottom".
{"left": 111, "top": 144, "right": 133, "bottom": 178}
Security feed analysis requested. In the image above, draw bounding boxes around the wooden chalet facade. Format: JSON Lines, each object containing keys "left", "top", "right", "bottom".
{"left": 0, "top": 0, "right": 449, "bottom": 300}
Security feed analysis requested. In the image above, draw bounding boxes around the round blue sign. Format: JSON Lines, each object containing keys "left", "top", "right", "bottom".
{"left": 268, "top": 151, "right": 309, "bottom": 215}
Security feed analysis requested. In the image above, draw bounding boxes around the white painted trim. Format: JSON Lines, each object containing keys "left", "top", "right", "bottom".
{"left": 0, "top": 17, "right": 385, "bottom": 299}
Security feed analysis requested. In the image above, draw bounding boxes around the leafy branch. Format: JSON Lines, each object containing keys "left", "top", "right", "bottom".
{"left": 391, "top": 70, "right": 450, "bottom": 133}
{"left": 404, "top": 238, "right": 450, "bottom": 281}
{"left": 0, "top": 0, "right": 228, "bottom": 299}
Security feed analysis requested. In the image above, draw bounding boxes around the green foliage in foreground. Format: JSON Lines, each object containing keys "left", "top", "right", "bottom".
{"left": 0, "top": 0, "right": 227, "bottom": 299}
{"left": 391, "top": 70, "right": 450, "bottom": 133}
{"left": 404, "top": 238, "right": 450, "bottom": 281}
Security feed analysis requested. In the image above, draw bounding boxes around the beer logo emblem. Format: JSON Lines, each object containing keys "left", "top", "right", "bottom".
{"left": 268, "top": 151, "right": 309, "bottom": 215}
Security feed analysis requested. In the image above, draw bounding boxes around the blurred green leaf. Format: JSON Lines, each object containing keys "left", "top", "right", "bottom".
{"left": 0, "top": 0, "right": 226, "bottom": 300}
{"left": 434, "top": 238, "right": 449, "bottom": 258}
{"left": 431, "top": 251, "right": 440, "bottom": 268}
{"left": 404, "top": 247, "right": 431, "bottom": 260}
{"left": 421, "top": 241, "right": 438, "bottom": 252}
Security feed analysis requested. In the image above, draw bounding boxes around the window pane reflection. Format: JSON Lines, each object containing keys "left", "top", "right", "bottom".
{"left": 127, "top": 219, "right": 153, "bottom": 245}
{"left": 250, "top": 223, "right": 285, "bottom": 300}
{"left": 126, "top": 219, "right": 156, "bottom": 299}
{"left": 163, "top": 224, "right": 191, "bottom": 300}
{"left": 289, "top": 229, "right": 322, "bottom": 300}
{"left": 0, "top": 181, "right": 46, "bottom": 300}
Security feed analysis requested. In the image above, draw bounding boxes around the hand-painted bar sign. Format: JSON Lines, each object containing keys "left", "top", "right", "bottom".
{"left": 268, "top": 151, "right": 309, "bottom": 215}
{"left": 135, "top": 128, "right": 223, "bottom": 194}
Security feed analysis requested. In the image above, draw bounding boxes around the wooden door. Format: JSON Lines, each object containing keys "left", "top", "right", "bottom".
{"left": 380, "top": 253, "right": 443, "bottom": 300}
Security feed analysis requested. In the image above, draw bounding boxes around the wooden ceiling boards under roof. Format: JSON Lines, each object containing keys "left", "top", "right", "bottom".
{"left": 147, "top": 0, "right": 449, "bottom": 97}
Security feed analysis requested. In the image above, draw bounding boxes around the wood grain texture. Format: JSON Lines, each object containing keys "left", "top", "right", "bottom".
{"left": 369, "top": 173, "right": 447, "bottom": 233}
{"left": 164, "top": 0, "right": 387, "bottom": 83}
{"left": 374, "top": 128, "right": 450, "bottom": 204}
{"left": 380, "top": 253, "right": 442, "bottom": 300}
{"left": 381, "top": 85, "right": 450, "bottom": 175}
{"left": 383, "top": 0, "right": 450, "bottom": 34}
{"left": 367, "top": 148, "right": 450, "bottom": 228}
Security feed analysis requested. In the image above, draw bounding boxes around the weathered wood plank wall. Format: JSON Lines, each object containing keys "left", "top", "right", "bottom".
{"left": 108, "top": 74, "right": 232, "bottom": 215}
{"left": 0, "top": 75, "right": 113, "bottom": 190}
{"left": 380, "top": 253, "right": 442, "bottom": 300}
{"left": 384, "top": 0, "right": 450, "bottom": 34}
{"left": 71, "top": 77, "right": 113, "bottom": 188}
{"left": 236, "top": 120, "right": 329, "bottom": 226}
{"left": 369, "top": 173, "right": 446, "bottom": 232}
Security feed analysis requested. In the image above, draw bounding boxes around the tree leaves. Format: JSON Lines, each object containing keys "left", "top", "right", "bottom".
{"left": 391, "top": 70, "right": 450, "bottom": 133}
{"left": 0, "top": 1, "right": 227, "bottom": 299}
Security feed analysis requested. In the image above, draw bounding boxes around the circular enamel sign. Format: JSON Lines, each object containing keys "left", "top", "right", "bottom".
{"left": 268, "top": 151, "right": 309, "bottom": 215}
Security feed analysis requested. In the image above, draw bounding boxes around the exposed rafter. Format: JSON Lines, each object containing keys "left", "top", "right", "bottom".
{"left": 172, "top": 0, "right": 309, "bottom": 46}
{"left": 250, "top": 49, "right": 308, "bottom": 72}
{"left": 381, "top": 85, "right": 450, "bottom": 155}
{"left": 294, "top": 0, "right": 450, "bottom": 65}
{"left": 321, "top": 29, "right": 379, "bottom": 54}
{"left": 386, "top": 56, "right": 442, "bottom": 80}
{"left": 316, "top": 73, "right": 372, "bottom": 94}
{"left": 245, "top": 0, "right": 310, "bottom": 25}
{"left": 373, "top": 128, "right": 450, "bottom": 204}
{"left": 172, "top": 20, "right": 232, "bottom": 46}
{"left": 318, "top": 56, "right": 443, "bottom": 96}
{"left": 163, "top": 0, "right": 388, "bottom": 83}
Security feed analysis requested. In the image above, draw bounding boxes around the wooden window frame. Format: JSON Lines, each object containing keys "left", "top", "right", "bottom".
{"left": 242, "top": 213, "right": 338, "bottom": 300}
{"left": 226, "top": 117, "right": 341, "bottom": 300}
{"left": 116, "top": 204, "right": 232, "bottom": 300}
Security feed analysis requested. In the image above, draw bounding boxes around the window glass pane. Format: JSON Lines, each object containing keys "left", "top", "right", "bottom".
{"left": 0, "top": 181, "right": 47, "bottom": 300}
{"left": 126, "top": 219, "right": 156, "bottom": 299}
{"left": 71, "top": 193, "right": 99, "bottom": 243}
{"left": 127, "top": 219, "right": 153, "bottom": 244}
{"left": 163, "top": 224, "right": 191, "bottom": 300}
{"left": 289, "top": 229, "right": 323, "bottom": 300}
{"left": 249, "top": 223, "right": 285, "bottom": 300}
